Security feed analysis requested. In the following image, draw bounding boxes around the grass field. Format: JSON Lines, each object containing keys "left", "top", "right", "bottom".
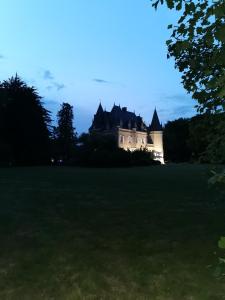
{"left": 0, "top": 164, "right": 225, "bottom": 300}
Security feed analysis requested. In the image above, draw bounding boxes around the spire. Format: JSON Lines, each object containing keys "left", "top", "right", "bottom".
{"left": 150, "top": 108, "right": 162, "bottom": 131}
{"left": 96, "top": 102, "right": 103, "bottom": 114}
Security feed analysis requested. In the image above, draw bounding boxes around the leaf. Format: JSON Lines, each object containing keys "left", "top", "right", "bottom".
{"left": 196, "top": 27, "right": 203, "bottom": 34}
{"left": 166, "top": 39, "right": 173, "bottom": 46}
{"left": 215, "top": 26, "right": 225, "bottom": 43}
{"left": 218, "top": 237, "right": 225, "bottom": 249}
{"left": 167, "top": 24, "right": 173, "bottom": 29}
{"left": 219, "top": 257, "right": 225, "bottom": 264}
{"left": 178, "top": 15, "right": 186, "bottom": 24}
{"left": 176, "top": 1, "right": 182, "bottom": 10}
{"left": 166, "top": 0, "right": 174, "bottom": 9}
{"left": 152, "top": 0, "right": 160, "bottom": 10}
{"left": 214, "top": 4, "right": 225, "bottom": 18}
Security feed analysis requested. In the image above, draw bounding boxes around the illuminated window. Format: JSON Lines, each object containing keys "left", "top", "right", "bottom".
{"left": 128, "top": 136, "right": 132, "bottom": 143}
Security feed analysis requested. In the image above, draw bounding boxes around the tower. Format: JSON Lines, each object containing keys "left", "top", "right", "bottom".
{"left": 96, "top": 102, "right": 103, "bottom": 114}
{"left": 149, "top": 109, "right": 164, "bottom": 164}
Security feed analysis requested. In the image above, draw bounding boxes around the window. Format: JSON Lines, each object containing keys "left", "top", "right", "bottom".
{"left": 120, "top": 135, "right": 124, "bottom": 144}
{"left": 128, "top": 136, "right": 132, "bottom": 143}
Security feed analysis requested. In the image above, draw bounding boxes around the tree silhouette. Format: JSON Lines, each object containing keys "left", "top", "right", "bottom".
{"left": 55, "top": 102, "right": 77, "bottom": 161}
{"left": 163, "top": 118, "right": 191, "bottom": 162}
{"left": 0, "top": 75, "right": 51, "bottom": 165}
{"left": 152, "top": 0, "right": 225, "bottom": 166}
{"left": 152, "top": 0, "right": 225, "bottom": 113}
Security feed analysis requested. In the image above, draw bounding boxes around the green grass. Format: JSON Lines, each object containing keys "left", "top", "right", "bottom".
{"left": 0, "top": 164, "right": 225, "bottom": 299}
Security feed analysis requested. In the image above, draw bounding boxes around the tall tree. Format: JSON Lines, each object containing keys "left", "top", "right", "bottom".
{"left": 152, "top": 0, "right": 225, "bottom": 113}
{"left": 0, "top": 75, "right": 51, "bottom": 165}
{"left": 164, "top": 118, "right": 191, "bottom": 162}
{"left": 55, "top": 102, "right": 77, "bottom": 160}
{"left": 152, "top": 0, "right": 225, "bottom": 164}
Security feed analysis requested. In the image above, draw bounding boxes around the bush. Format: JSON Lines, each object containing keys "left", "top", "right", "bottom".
{"left": 72, "top": 146, "right": 159, "bottom": 168}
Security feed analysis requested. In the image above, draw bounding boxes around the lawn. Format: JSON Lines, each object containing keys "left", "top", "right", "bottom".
{"left": 0, "top": 164, "right": 225, "bottom": 300}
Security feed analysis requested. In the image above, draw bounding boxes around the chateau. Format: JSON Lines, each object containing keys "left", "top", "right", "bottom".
{"left": 89, "top": 103, "right": 164, "bottom": 164}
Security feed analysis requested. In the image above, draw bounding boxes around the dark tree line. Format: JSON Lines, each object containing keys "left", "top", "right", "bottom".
{"left": 0, "top": 75, "right": 160, "bottom": 167}
{"left": 0, "top": 75, "right": 51, "bottom": 165}
{"left": 163, "top": 113, "right": 225, "bottom": 164}
{"left": 1, "top": 75, "right": 224, "bottom": 166}
{"left": 0, "top": 75, "right": 76, "bottom": 165}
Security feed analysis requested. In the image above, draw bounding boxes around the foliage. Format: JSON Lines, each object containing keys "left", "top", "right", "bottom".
{"left": 219, "top": 237, "right": 225, "bottom": 250}
{"left": 204, "top": 114, "right": 225, "bottom": 163}
{"left": 74, "top": 133, "right": 158, "bottom": 167}
{"left": 54, "top": 102, "right": 77, "bottom": 161}
{"left": 163, "top": 113, "right": 225, "bottom": 163}
{"left": 78, "top": 132, "right": 118, "bottom": 152}
{"left": 152, "top": 0, "right": 225, "bottom": 113}
{"left": 0, "top": 75, "right": 51, "bottom": 165}
{"left": 188, "top": 114, "right": 211, "bottom": 162}
{"left": 163, "top": 118, "right": 191, "bottom": 162}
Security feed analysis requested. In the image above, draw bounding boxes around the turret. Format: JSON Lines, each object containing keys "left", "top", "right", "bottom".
{"left": 89, "top": 102, "right": 104, "bottom": 132}
{"left": 149, "top": 108, "right": 164, "bottom": 164}
{"left": 96, "top": 102, "right": 104, "bottom": 115}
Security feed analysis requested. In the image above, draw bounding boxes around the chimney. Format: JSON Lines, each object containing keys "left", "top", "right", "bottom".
{"left": 122, "top": 107, "right": 127, "bottom": 112}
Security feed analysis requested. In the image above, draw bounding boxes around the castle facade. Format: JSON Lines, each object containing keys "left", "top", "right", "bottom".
{"left": 89, "top": 103, "right": 164, "bottom": 164}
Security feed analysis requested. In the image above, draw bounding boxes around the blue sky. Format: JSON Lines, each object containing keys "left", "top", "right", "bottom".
{"left": 0, "top": 0, "right": 196, "bottom": 133}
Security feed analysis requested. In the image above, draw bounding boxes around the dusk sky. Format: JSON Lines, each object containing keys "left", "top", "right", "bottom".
{"left": 0, "top": 0, "right": 197, "bottom": 133}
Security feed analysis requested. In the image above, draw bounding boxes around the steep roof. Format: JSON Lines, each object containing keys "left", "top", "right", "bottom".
{"left": 96, "top": 103, "right": 103, "bottom": 114}
{"left": 149, "top": 109, "right": 162, "bottom": 131}
{"left": 90, "top": 104, "right": 147, "bottom": 132}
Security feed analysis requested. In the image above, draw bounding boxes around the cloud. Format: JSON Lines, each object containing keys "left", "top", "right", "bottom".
{"left": 93, "top": 78, "right": 110, "bottom": 84}
{"left": 43, "top": 70, "right": 54, "bottom": 80}
{"left": 53, "top": 82, "right": 65, "bottom": 91}
{"left": 145, "top": 92, "right": 197, "bottom": 126}
{"left": 46, "top": 82, "right": 65, "bottom": 91}
{"left": 172, "top": 105, "right": 195, "bottom": 116}
{"left": 164, "top": 94, "right": 188, "bottom": 100}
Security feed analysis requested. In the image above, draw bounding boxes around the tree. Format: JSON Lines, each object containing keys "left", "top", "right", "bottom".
{"left": 152, "top": 0, "right": 225, "bottom": 113}
{"left": 163, "top": 118, "right": 191, "bottom": 162}
{"left": 0, "top": 75, "right": 51, "bottom": 165}
{"left": 152, "top": 0, "right": 225, "bottom": 164}
{"left": 152, "top": 0, "right": 225, "bottom": 251}
{"left": 55, "top": 102, "right": 77, "bottom": 160}
{"left": 188, "top": 114, "right": 210, "bottom": 161}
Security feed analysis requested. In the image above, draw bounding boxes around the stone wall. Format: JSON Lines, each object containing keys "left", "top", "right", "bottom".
{"left": 118, "top": 128, "right": 151, "bottom": 151}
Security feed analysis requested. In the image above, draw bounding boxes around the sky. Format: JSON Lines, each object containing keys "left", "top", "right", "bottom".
{"left": 0, "top": 0, "right": 197, "bottom": 133}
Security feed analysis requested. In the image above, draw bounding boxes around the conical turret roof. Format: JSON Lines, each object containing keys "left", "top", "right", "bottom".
{"left": 96, "top": 102, "right": 103, "bottom": 114}
{"left": 150, "top": 108, "right": 162, "bottom": 131}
